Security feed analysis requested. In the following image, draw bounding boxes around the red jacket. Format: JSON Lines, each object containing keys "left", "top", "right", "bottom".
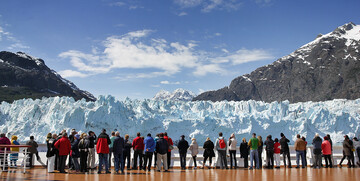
{"left": 274, "top": 142, "right": 281, "bottom": 154}
{"left": 0, "top": 137, "right": 11, "bottom": 152}
{"left": 96, "top": 133, "right": 111, "bottom": 154}
{"left": 164, "top": 136, "right": 173, "bottom": 152}
{"left": 132, "top": 136, "right": 144, "bottom": 150}
{"left": 321, "top": 140, "right": 332, "bottom": 155}
{"left": 54, "top": 136, "right": 71, "bottom": 156}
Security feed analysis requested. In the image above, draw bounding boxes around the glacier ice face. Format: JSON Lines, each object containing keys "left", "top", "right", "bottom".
{"left": 0, "top": 96, "right": 359, "bottom": 144}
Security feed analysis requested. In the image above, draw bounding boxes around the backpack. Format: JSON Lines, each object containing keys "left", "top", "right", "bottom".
{"left": 219, "top": 138, "right": 226, "bottom": 149}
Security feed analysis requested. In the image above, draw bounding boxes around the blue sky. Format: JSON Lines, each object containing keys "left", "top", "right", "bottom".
{"left": 0, "top": 0, "right": 359, "bottom": 100}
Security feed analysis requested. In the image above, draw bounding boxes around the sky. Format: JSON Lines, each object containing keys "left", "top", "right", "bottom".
{"left": 0, "top": 0, "right": 359, "bottom": 100}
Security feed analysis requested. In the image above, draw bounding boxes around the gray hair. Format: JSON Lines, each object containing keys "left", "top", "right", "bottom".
{"left": 115, "top": 131, "right": 120, "bottom": 136}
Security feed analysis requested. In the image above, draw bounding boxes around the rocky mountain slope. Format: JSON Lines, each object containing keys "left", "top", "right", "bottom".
{"left": 0, "top": 51, "right": 96, "bottom": 102}
{"left": 194, "top": 22, "right": 360, "bottom": 103}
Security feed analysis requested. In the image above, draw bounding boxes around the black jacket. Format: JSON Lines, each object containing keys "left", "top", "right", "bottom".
{"left": 156, "top": 138, "right": 169, "bottom": 155}
{"left": 46, "top": 138, "right": 56, "bottom": 157}
{"left": 113, "top": 136, "right": 125, "bottom": 155}
{"left": 177, "top": 138, "right": 189, "bottom": 154}
{"left": 280, "top": 137, "right": 290, "bottom": 152}
{"left": 264, "top": 139, "right": 274, "bottom": 152}
{"left": 203, "top": 140, "right": 215, "bottom": 157}
{"left": 71, "top": 139, "right": 80, "bottom": 158}
{"left": 240, "top": 142, "right": 249, "bottom": 158}
{"left": 88, "top": 134, "right": 97, "bottom": 148}
{"left": 123, "top": 139, "right": 132, "bottom": 153}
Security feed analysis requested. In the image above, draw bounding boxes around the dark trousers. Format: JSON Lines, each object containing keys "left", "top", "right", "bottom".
{"left": 229, "top": 150, "right": 237, "bottom": 168}
{"left": 133, "top": 150, "right": 143, "bottom": 169}
{"left": 28, "top": 153, "right": 40, "bottom": 167}
{"left": 256, "top": 149, "right": 262, "bottom": 168}
{"left": 167, "top": 151, "right": 171, "bottom": 168}
{"left": 203, "top": 156, "right": 213, "bottom": 166}
{"left": 80, "top": 151, "right": 88, "bottom": 172}
{"left": 340, "top": 154, "right": 355, "bottom": 167}
{"left": 108, "top": 148, "right": 113, "bottom": 168}
{"left": 243, "top": 156, "right": 248, "bottom": 168}
{"left": 143, "top": 152, "right": 153, "bottom": 170}
{"left": 282, "top": 151, "right": 291, "bottom": 167}
{"left": 180, "top": 153, "right": 187, "bottom": 169}
{"left": 59, "top": 155, "right": 67, "bottom": 173}
{"left": 218, "top": 150, "right": 228, "bottom": 169}
{"left": 123, "top": 151, "right": 131, "bottom": 169}
{"left": 0, "top": 154, "right": 8, "bottom": 171}
{"left": 266, "top": 150, "right": 274, "bottom": 168}
{"left": 114, "top": 153, "right": 124, "bottom": 172}
{"left": 192, "top": 156, "right": 197, "bottom": 167}
{"left": 153, "top": 151, "right": 157, "bottom": 167}
{"left": 54, "top": 152, "right": 59, "bottom": 170}
{"left": 324, "top": 155, "right": 333, "bottom": 168}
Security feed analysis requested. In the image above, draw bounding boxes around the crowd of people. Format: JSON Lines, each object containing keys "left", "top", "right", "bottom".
{"left": 0, "top": 130, "right": 359, "bottom": 174}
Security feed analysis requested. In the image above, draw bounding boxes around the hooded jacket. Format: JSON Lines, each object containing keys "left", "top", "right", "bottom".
{"left": 189, "top": 140, "right": 199, "bottom": 156}
{"left": 96, "top": 132, "right": 111, "bottom": 154}
{"left": 54, "top": 136, "right": 71, "bottom": 156}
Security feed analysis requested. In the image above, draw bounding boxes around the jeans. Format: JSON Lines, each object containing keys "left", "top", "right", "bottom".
{"left": 133, "top": 150, "right": 143, "bottom": 169}
{"left": 143, "top": 152, "right": 153, "bottom": 170}
{"left": 180, "top": 152, "right": 187, "bottom": 169}
{"left": 296, "top": 150, "right": 305, "bottom": 167}
{"left": 266, "top": 150, "right": 274, "bottom": 168}
{"left": 282, "top": 151, "right": 291, "bottom": 167}
{"left": 114, "top": 153, "right": 124, "bottom": 172}
{"left": 229, "top": 150, "right": 237, "bottom": 168}
{"left": 217, "top": 150, "right": 228, "bottom": 169}
{"left": 250, "top": 149, "right": 259, "bottom": 169}
{"left": 123, "top": 151, "right": 131, "bottom": 169}
{"left": 72, "top": 157, "right": 80, "bottom": 171}
{"left": 98, "top": 153, "right": 109, "bottom": 172}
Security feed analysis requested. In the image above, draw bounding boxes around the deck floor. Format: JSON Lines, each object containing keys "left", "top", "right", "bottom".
{"left": 0, "top": 167, "right": 359, "bottom": 181}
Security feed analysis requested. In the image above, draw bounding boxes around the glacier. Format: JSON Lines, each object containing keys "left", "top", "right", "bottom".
{"left": 0, "top": 95, "right": 359, "bottom": 144}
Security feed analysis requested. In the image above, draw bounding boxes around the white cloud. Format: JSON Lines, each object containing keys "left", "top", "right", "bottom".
{"left": 193, "top": 63, "right": 225, "bottom": 76}
{"left": 215, "top": 32, "right": 222, "bottom": 36}
{"left": 216, "top": 48, "right": 274, "bottom": 65}
{"left": 178, "top": 12, "right": 188, "bottom": 16}
{"left": 160, "top": 81, "right": 181, "bottom": 85}
{"left": 58, "top": 69, "right": 90, "bottom": 78}
{"left": 0, "top": 25, "right": 29, "bottom": 50}
{"left": 174, "top": 0, "right": 242, "bottom": 13}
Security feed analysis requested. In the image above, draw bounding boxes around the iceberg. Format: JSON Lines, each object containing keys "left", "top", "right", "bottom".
{"left": 0, "top": 95, "right": 359, "bottom": 144}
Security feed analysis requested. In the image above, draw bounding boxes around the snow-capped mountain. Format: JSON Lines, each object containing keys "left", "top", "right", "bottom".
{"left": 153, "top": 88, "right": 196, "bottom": 101}
{"left": 0, "top": 51, "right": 96, "bottom": 102}
{"left": 194, "top": 22, "right": 360, "bottom": 103}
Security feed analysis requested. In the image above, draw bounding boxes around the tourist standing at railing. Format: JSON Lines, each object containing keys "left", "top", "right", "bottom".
{"left": 202, "top": 137, "right": 215, "bottom": 169}
{"left": 123, "top": 134, "right": 132, "bottom": 170}
{"left": 228, "top": 133, "right": 237, "bottom": 169}
{"left": 312, "top": 133, "right": 322, "bottom": 169}
{"left": 71, "top": 134, "right": 81, "bottom": 173}
{"left": 109, "top": 131, "right": 116, "bottom": 169}
{"left": 294, "top": 134, "right": 306, "bottom": 168}
{"left": 0, "top": 133, "right": 10, "bottom": 171}
{"left": 113, "top": 131, "right": 125, "bottom": 174}
{"left": 156, "top": 133, "right": 169, "bottom": 172}
{"left": 280, "top": 133, "right": 292, "bottom": 168}
{"left": 10, "top": 135, "right": 20, "bottom": 168}
{"left": 340, "top": 135, "right": 355, "bottom": 168}
{"left": 78, "top": 133, "right": 90, "bottom": 173}
{"left": 326, "top": 134, "right": 334, "bottom": 165}
{"left": 26, "top": 136, "right": 43, "bottom": 168}
{"left": 143, "top": 133, "right": 155, "bottom": 171}
{"left": 132, "top": 132, "right": 144, "bottom": 170}
{"left": 264, "top": 135, "right": 274, "bottom": 169}
{"left": 189, "top": 138, "right": 199, "bottom": 169}
{"left": 87, "top": 131, "right": 97, "bottom": 170}
{"left": 302, "top": 136, "right": 308, "bottom": 167}
{"left": 164, "top": 132, "right": 173, "bottom": 169}
{"left": 68, "top": 129, "right": 77, "bottom": 170}
{"left": 47, "top": 133, "right": 57, "bottom": 173}
{"left": 96, "top": 129, "right": 111, "bottom": 174}
{"left": 177, "top": 135, "right": 189, "bottom": 170}
{"left": 257, "top": 136, "right": 263, "bottom": 168}
{"left": 248, "top": 133, "right": 260, "bottom": 170}
{"left": 273, "top": 138, "right": 281, "bottom": 169}
{"left": 54, "top": 132, "right": 71, "bottom": 173}
{"left": 216, "top": 132, "right": 228, "bottom": 169}
{"left": 153, "top": 134, "right": 159, "bottom": 168}
{"left": 240, "top": 138, "right": 249, "bottom": 169}
{"left": 352, "top": 137, "right": 360, "bottom": 166}
{"left": 321, "top": 136, "right": 332, "bottom": 168}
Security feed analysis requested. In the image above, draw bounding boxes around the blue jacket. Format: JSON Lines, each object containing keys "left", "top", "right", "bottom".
{"left": 144, "top": 136, "right": 155, "bottom": 153}
{"left": 113, "top": 136, "right": 125, "bottom": 155}
{"left": 71, "top": 139, "right": 80, "bottom": 158}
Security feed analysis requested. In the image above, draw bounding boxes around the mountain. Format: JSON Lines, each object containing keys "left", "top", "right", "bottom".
{"left": 153, "top": 88, "right": 196, "bottom": 101}
{"left": 194, "top": 22, "right": 360, "bottom": 103}
{"left": 0, "top": 51, "right": 96, "bottom": 102}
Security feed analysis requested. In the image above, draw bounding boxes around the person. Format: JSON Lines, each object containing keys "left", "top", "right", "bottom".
{"left": 248, "top": 133, "right": 260, "bottom": 170}
{"left": 132, "top": 132, "right": 144, "bottom": 170}
{"left": 10, "top": 135, "right": 20, "bottom": 168}
{"left": 54, "top": 132, "right": 71, "bottom": 173}
{"left": 177, "top": 135, "right": 189, "bottom": 170}
{"left": 339, "top": 135, "right": 355, "bottom": 168}
{"left": 321, "top": 136, "right": 332, "bottom": 168}
{"left": 123, "top": 134, "right": 132, "bottom": 170}
{"left": 164, "top": 132, "right": 173, "bottom": 169}
{"left": 71, "top": 134, "right": 81, "bottom": 173}
{"left": 273, "top": 138, "right": 281, "bottom": 169}
{"left": 352, "top": 137, "right": 360, "bottom": 166}
{"left": 26, "top": 136, "right": 44, "bottom": 167}
{"left": 326, "top": 134, "right": 334, "bottom": 166}
{"left": 68, "top": 129, "right": 77, "bottom": 170}
{"left": 280, "top": 133, "right": 291, "bottom": 168}
{"left": 78, "top": 133, "right": 90, "bottom": 173}
{"left": 46, "top": 133, "right": 57, "bottom": 173}
{"left": 113, "top": 131, "right": 125, "bottom": 174}
{"left": 0, "top": 133, "right": 11, "bottom": 171}
{"left": 143, "top": 133, "right": 155, "bottom": 171}
{"left": 312, "top": 133, "right": 322, "bottom": 169}
{"left": 87, "top": 131, "right": 97, "bottom": 170}
{"left": 189, "top": 138, "right": 199, "bottom": 169}
{"left": 228, "top": 133, "right": 237, "bottom": 169}
{"left": 153, "top": 134, "right": 160, "bottom": 168}
{"left": 202, "top": 137, "right": 215, "bottom": 169}
{"left": 215, "top": 132, "right": 228, "bottom": 169}
{"left": 96, "top": 128, "right": 111, "bottom": 174}
{"left": 156, "top": 133, "right": 169, "bottom": 172}
{"left": 302, "top": 136, "right": 308, "bottom": 167}
{"left": 257, "top": 136, "right": 263, "bottom": 168}
{"left": 264, "top": 135, "right": 274, "bottom": 169}
{"left": 240, "top": 138, "right": 249, "bottom": 168}
{"left": 294, "top": 134, "right": 306, "bottom": 168}
{"left": 109, "top": 131, "right": 116, "bottom": 169}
